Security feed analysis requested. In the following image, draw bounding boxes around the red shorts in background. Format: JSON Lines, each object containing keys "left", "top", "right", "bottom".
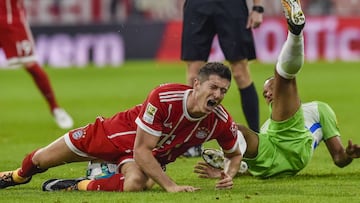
{"left": 0, "top": 20, "right": 37, "bottom": 66}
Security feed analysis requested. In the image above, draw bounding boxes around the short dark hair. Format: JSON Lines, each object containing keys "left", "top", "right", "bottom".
{"left": 198, "top": 62, "right": 232, "bottom": 83}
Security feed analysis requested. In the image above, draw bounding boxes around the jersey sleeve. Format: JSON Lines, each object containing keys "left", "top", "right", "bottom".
{"left": 318, "top": 101, "right": 340, "bottom": 140}
{"left": 216, "top": 120, "right": 239, "bottom": 154}
{"left": 135, "top": 87, "right": 166, "bottom": 137}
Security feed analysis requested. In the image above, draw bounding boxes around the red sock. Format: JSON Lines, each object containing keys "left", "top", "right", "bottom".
{"left": 87, "top": 174, "right": 125, "bottom": 191}
{"left": 17, "top": 150, "right": 47, "bottom": 178}
{"left": 25, "top": 63, "right": 58, "bottom": 111}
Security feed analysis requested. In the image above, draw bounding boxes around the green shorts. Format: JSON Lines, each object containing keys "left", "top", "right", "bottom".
{"left": 245, "top": 107, "right": 313, "bottom": 178}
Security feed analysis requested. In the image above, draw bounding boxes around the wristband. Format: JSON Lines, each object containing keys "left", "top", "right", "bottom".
{"left": 252, "top": 5, "right": 264, "bottom": 13}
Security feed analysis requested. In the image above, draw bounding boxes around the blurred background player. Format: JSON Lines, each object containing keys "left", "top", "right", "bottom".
{"left": 0, "top": 0, "right": 73, "bottom": 129}
{"left": 181, "top": 0, "right": 263, "bottom": 157}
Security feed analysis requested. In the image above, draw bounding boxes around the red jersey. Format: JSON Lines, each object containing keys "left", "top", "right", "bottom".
{"left": 0, "top": 0, "right": 36, "bottom": 66}
{"left": 135, "top": 83, "right": 238, "bottom": 165}
{"left": 66, "top": 83, "right": 238, "bottom": 166}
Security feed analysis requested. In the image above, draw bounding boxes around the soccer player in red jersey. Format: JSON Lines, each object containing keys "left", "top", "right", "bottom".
{"left": 0, "top": 62, "right": 242, "bottom": 192}
{"left": 0, "top": 0, "right": 73, "bottom": 129}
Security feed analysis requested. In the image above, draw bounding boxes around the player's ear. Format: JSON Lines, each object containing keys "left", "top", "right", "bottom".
{"left": 193, "top": 78, "right": 200, "bottom": 89}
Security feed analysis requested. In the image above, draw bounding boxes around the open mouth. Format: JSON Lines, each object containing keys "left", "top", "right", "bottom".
{"left": 207, "top": 99, "right": 217, "bottom": 107}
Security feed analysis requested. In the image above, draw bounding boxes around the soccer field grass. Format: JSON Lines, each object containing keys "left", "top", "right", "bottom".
{"left": 0, "top": 60, "right": 360, "bottom": 202}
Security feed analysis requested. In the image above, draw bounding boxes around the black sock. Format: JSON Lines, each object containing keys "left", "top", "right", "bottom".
{"left": 239, "top": 83, "right": 259, "bottom": 132}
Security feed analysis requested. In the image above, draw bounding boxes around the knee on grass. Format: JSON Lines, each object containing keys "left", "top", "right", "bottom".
{"left": 123, "top": 175, "right": 149, "bottom": 192}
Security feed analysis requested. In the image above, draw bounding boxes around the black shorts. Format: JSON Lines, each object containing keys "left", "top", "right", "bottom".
{"left": 181, "top": 0, "right": 256, "bottom": 62}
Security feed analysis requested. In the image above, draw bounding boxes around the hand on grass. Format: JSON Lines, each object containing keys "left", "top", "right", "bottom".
{"left": 215, "top": 172, "right": 233, "bottom": 190}
{"left": 166, "top": 185, "right": 200, "bottom": 192}
{"left": 194, "top": 161, "right": 222, "bottom": 179}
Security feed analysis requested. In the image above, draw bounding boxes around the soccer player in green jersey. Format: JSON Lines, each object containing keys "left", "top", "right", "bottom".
{"left": 195, "top": 0, "right": 360, "bottom": 179}
{"left": 261, "top": 78, "right": 358, "bottom": 168}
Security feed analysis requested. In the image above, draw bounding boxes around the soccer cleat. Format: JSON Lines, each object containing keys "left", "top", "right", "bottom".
{"left": 281, "top": 0, "right": 305, "bottom": 35}
{"left": 42, "top": 177, "right": 86, "bottom": 191}
{"left": 201, "top": 148, "right": 225, "bottom": 169}
{"left": 0, "top": 169, "right": 31, "bottom": 189}
{"left": 183, "top": 145, "right": 202, "bottom": 158}
{"left": 53, "top": 108, "right": 74, "bottom": 129}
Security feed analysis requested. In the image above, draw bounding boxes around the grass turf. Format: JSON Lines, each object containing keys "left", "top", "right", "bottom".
{"left": 0, "top": 60, "right": 360, "bottom": 202}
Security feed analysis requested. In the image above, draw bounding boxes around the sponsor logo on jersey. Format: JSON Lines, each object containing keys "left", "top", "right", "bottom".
{"left": 196, "top": 127, "right": 210, "bottom": 139}
{"left": 72, "top": 129, "right": 84, "bottom": 140}
{"left": 143, "top": 103, "right": 157, "bottom": 124}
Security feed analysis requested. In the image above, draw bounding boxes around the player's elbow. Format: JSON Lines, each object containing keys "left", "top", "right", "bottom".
{"left": 334, "top": 160, "right": 347, "bottom": 168}
{"left": 333, "top": 155, "right": 352, "bottom": 168}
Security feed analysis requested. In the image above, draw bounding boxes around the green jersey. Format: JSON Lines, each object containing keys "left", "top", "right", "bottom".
{"left": 302, "top": 101, "right": 340, "bottom": 149}
{"left": 244, "top": 101, "right": 339, "bottom": 178}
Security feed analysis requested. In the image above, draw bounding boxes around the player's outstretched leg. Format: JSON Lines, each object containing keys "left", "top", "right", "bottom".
{"left": 276, "top": 0, "right": 305, "bottom": 79}
{"left": 0, "top": 149, "right": 49, "bottom": 189}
